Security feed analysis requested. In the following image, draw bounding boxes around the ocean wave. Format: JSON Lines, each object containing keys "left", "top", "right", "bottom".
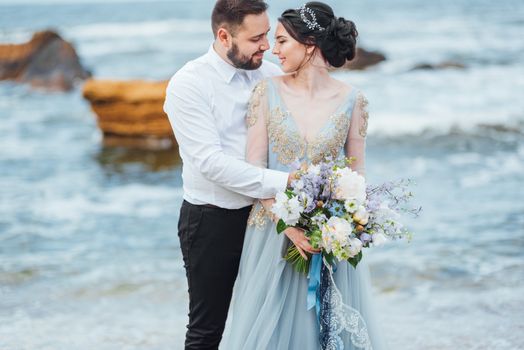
{"left": 76, "top": 37, "right": 209, "bottom": 58}
{"left": 458, "top": 149, "right": 524, "bottom": 188}
{"left": 67, "top": 19, "right": 210, "bottom": 40}
{"left": 33, "top": 184, "right": 184, "bottom": 223}
{"left": 369, "top": 112, "right": 524, "bottom": 138}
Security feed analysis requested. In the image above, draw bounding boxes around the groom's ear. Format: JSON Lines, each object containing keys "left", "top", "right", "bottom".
{"left": 217, "top": 27, "right": 233, "bottom": 49}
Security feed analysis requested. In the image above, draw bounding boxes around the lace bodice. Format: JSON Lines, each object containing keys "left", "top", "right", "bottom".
{"left": 246, "top": 78, "right": 369, "bottom": 175}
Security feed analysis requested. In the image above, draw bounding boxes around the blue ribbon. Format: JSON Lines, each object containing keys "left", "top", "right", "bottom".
{"left": 307, "top": 253, "right": 322, "bottom": 321}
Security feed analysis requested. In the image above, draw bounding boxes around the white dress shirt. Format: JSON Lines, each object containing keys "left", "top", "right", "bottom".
{"left": 163, "top": 44, "right": 288, "bottom": 209}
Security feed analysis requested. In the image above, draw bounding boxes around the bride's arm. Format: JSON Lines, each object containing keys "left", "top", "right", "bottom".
{"left": 245, "top": 81, "right": 277, "bottom": 216}
{"left": 245, "top": 81, "right": 269, "bottom": 168}
{"left": 345, "top": 91, "right": 369, "bottom": 178}
{"left": 246, "top": 80, "right": 319, "bottom": 258}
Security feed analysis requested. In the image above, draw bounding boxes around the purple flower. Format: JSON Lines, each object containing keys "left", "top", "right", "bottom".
{"left": 290, "top": 159, "right": 302, "bottom": 171}
{"left": 302, "top": 194, "right": 317, "bottom": 213}
{"left": 359, "top": 233, "right": 372, "bottom": 244}
{"left": 366, "top": 197, "right": 381, "bottom": 212}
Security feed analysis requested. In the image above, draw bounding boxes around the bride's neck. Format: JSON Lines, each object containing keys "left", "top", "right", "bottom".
{"left": 288, "top": 60, "right": 331, "bottom": 98}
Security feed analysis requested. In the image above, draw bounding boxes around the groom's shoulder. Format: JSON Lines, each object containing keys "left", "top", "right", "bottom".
{"left": 169, "top": 54, "right": 209, "bottom": 85}
{"left": 166, "top": 54, "right": 213, "bottom": 97}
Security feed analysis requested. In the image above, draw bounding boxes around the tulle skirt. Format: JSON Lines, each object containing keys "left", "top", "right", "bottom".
{"left": 220, "top": 203, "right": 388, "bottom": 350}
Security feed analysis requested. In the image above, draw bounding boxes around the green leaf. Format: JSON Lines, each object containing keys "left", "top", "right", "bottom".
{"left": 347, "top": 251, "right": 363, "bottom": 269}
{"left": 309, "top": 229, "right": 322, "bottom": 249}
{"left": 310, "top": 237, "right": 321, "bottom": 249}
{"left": 276, "top": 219, "right": 288, "bottom": 234}
{"left": 311, "top": 208, "right": 324, "bottom": 217}
{"left": 324, "top": 253, "right": 335, "bottom": 266}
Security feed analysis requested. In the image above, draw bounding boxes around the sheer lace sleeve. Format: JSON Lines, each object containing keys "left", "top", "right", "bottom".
{"left": 245, "top": 80, "right": 279, "bottom": 221}
{"left": 246, "top": 80, "right": 269, "bottom": 168}
{"left": 345, "top": 91, "right": 369, "bottom": 177}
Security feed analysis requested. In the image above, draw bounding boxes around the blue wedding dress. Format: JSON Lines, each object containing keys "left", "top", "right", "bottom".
{"left": 220, "top": 78, "right": 388, "bottom": 350}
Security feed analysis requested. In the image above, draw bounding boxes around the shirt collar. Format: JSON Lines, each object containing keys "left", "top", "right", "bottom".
{"left": 207, "top": 44, "right": 256, "bottom": 84}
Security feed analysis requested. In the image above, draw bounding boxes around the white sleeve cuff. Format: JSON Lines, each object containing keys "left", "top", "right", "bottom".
{"left": 260, "top": 169, "right": 288, "bottom": 199}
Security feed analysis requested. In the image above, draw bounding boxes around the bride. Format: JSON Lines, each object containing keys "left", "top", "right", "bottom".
{"left": 221, "top": 2, "right": 387, "bottom": 349}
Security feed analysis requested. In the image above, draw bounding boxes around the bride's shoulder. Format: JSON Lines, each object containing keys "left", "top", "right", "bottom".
{"left": 335, "top": 80, "right": 369, "bottom": 109}
{"left": 332, "top": 78, "right": 360, "bottom": 96}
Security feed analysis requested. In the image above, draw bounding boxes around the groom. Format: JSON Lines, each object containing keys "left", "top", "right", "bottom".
{"left": 163, "top": 1, "right": 292, "bottom": 349}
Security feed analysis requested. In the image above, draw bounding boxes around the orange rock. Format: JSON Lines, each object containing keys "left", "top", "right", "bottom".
{"left": 0, "top": 30, "right": 90, "bottom": 91}
{"left": 82, "top": 79, "right": 176, "bottom": 149}
{"left": 82, "top": 79, "right": 168, "bottom": 104}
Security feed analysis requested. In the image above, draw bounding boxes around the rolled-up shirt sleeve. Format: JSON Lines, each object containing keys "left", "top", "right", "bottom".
{"left": 164, "top": 74, "right": 288, "bottom": 199}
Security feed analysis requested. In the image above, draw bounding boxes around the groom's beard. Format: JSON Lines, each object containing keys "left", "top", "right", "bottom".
{"left": 227, "top": 42, "right": 264, "bottom": 70}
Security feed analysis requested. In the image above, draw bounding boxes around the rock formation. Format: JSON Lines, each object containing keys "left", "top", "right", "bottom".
{"left": 0, "top": 30, "right": 91, "bottom": 91}
{"left": 82, "top": 79, "right": 176, "bottom": 149}
{"left": 340, "top": 47, "right": 387, "bottom": 70}
{"left": 410, "top": 61, "right": 467, "bottom": 71}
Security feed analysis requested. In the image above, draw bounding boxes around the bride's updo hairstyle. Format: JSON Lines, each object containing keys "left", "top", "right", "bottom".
{"left": 279, "top": 1, "right": 358, "bottom": 68}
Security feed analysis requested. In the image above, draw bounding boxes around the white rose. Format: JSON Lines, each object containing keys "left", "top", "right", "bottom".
{"left": 334, "top": 168, "right": 367, "bottom": 204}
{"left": 352, "top": 205, "right": 369, "bottom": 225}
{"left": 321, "top": 228, "right": 333, "bottom": 253}
{"left": 326, "top": 217, "right": 352, "bottom": 245}
{"left": 347, "top": 238, "right": 363, "bottom": 257}
{"left": 372, "top": 233, "right": 388, "bottom": 247}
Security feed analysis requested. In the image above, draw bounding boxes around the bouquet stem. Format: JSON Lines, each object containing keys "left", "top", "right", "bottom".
{"left": 284, "top": 245, "right": 311, "bottom": 274}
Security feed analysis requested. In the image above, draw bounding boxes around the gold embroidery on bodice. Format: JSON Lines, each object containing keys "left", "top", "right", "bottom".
{"left": 267, "top": 106, "right": 350, "bottom": 165}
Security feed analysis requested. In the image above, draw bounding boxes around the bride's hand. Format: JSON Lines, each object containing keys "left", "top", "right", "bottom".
{"left": 283, "top": 227, "right": 320, "bottom": 260}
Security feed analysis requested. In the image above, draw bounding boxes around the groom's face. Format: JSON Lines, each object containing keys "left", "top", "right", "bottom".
{"left": 227, "top": 13, "right": 271, "bottom": 70}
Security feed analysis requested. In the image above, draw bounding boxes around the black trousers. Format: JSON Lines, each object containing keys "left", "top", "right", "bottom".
{"left": 178, "top": 200, "right": 251, "bottom": 350}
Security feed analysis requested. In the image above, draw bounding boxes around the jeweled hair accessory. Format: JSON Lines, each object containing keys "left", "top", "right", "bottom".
{"left": 298, "top": 4, "right": 325, "bottom": 31}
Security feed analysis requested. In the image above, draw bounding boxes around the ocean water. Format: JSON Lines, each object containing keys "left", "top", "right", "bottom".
{"left": 1, "top": 0, "right": 523, "bottom": 349}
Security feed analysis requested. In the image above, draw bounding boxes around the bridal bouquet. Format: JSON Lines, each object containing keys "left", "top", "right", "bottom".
{"left": 272, "top": 157, "right": 419, "bottom": 274}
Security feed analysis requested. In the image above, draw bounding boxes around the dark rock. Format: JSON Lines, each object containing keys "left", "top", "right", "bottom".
{"left": 339, "top": 47, "right": 387, "bottom": 70}
{"left": 410, "top": 61, "right": 467, "bottom": 71}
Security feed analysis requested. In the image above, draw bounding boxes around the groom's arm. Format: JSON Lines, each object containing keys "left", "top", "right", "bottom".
{"left": 163, "top": 74, "right": 289, "bottom": 199}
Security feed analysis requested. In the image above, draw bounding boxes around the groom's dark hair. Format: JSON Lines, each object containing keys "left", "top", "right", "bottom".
{"left": 211, "top": 0, "right": 268, "bottom": 37}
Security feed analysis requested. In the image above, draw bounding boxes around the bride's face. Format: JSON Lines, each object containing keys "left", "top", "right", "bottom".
{"left": 272, "top": 22, "right": 310, "bottom": 73}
